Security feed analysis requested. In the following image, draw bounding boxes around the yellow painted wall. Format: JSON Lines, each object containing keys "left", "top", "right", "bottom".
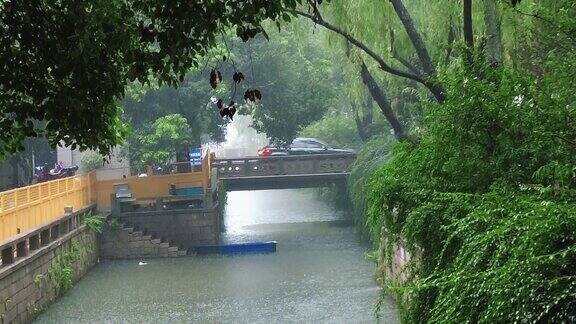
{"left": 95, "top": 171, "right": 208, "bottom": 209}
{"left": 95, "top": 149, "right": 212, "bottom": 209}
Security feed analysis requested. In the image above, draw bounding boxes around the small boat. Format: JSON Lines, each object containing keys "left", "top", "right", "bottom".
{"left": 194, "top": 241, "right": 277, "bottom": 255}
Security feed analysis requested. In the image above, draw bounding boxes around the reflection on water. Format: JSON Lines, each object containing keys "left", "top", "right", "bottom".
{"left": 36, "top": 189, "right": 398, "bottom": 323}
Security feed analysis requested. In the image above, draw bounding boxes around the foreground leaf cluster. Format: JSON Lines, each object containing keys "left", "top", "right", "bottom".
{"left": 362, "top": 55, "right": 576, "bottom": 322}
{"left": 0, "top": 0, "right": 316, "bottom": 156}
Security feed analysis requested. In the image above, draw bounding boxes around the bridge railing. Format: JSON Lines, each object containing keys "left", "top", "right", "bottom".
{"left": 213, "top": 153, "right": 357, "bottom": 178}
{"left": 0, "top": 173, "right": 96, "bottom": 243}
{"left": 112, "top": 187, "right": 219, "bottom": 215}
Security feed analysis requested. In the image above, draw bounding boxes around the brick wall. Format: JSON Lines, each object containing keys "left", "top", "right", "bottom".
{"left": 0, "top": 228, "right": 98, "bottom": 323}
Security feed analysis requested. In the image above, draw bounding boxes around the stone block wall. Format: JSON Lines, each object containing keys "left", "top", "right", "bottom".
{"left": 384, "top": 240, "right": 411, "bottom": 284}
{"left": 377, "top": 231, "right": 413, "bottom": 289}
{"left": 100, "top": 225, "right": 187, "bottom": 259}
{"left": 116, "top": 206, "right": 221, "bottom": 249}
{"left": 0, "top": 227, "right": 98, "bottom": 323}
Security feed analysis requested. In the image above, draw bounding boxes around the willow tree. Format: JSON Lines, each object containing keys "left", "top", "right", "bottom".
{"left": 293, "top": 0, "right": 518, "bottom": 140}
{"left": 292, "top": 1, "right": 451, "bottom": 140}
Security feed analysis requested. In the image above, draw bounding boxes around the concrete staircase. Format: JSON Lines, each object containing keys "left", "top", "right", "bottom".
{"left": 100, "top": 222, "right": 189, "bottom": 260}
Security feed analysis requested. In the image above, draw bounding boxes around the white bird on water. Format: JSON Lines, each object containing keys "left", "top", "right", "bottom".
{"left": 138, "top": 261, "right": 148, "bottom": 266}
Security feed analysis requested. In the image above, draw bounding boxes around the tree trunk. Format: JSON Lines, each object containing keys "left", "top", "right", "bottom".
{"left": 463, "top": 0, "right": 475, "bottom": 65}
{"left": 360, "top": 61, "right": 407, "bottom": 141}
{"left": 389, "top": 0, "right": 436, "bottom": 77}
{"left": 354, "top": 91, "right": 375, "bottom": 142}
{"left": 483, "top": 0, "right": 503, "bottom": 66}
{"left": 9, "top": 156, "right": 21, "bottom": 188}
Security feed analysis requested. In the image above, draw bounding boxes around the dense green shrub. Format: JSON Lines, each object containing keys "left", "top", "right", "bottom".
{"left": 364, "top": 55, "right": 576, "bottom": 322}
{"left": 349, "top": 134, "right": 396, "bottom": 242}
{"left": 388, "top": 190, "right": 576, "bottom": 323}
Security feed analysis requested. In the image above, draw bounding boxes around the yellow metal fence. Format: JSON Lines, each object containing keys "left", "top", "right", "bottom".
{"left": 0, "top": 149, "right": 213, "bottom": 243}
{"left": 0, "top": 173, "right": 95, "bottom": 243}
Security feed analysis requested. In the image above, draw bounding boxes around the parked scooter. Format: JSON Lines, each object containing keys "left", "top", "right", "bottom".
{"left": 33, "top": 162, "right": 79, "bottom": 183}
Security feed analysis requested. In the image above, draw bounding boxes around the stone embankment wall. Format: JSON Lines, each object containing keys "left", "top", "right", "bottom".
{"left": 376, "top": 227, "right": 413, "bottom": 289}
{"left": 116, "top": 207, "right": 221, "bottom": 249}
{"left": 381, "top": 240, "right": 411, "bottom": 284}
{"left": 0, "top": 227, "right": 98, "bottom": 323}
{"left": 100, "top": 224, "right": 188, "bottom": 259}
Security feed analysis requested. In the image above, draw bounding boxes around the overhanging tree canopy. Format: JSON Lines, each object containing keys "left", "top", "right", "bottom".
{"left": 0, "top": 0, "right": 532, "bottom": 157}
{"left": 0, "top": 0, "right": 311, "bottom": 157}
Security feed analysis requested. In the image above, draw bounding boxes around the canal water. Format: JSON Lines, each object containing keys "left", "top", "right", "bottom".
{"left": 36, "top": 189, "right": 399, "bottom": 323}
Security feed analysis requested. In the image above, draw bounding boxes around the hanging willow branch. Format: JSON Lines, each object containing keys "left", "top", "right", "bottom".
{"left": 295, "top": 10, "right": 420, "bottom": 82}
{"left": 293, "top": 10, "right": 446, "bottom": 103}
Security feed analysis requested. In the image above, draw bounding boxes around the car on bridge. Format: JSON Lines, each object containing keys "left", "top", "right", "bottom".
{"left": 257, "top": 138, "right": 356, "bottom": 157}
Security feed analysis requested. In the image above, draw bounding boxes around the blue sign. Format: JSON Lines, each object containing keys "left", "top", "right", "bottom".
{"left": 189, "top": 148, "right": 203, "bottom": 166}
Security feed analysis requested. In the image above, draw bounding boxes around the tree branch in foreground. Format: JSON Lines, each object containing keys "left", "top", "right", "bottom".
{"left": 359, "top": 60, "right": 407, "bottom": 141}
{"left": 389, "top": 0, "right": 436, "bottom": 77}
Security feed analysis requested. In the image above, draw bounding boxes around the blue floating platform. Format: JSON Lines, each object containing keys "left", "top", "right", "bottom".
{"left": 194, "top": 241, "right": 277, "bottom": 255}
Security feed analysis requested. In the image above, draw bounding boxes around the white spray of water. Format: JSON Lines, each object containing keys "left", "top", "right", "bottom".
{"left": 211, "top": 114, "right": 269, "bottom": 158}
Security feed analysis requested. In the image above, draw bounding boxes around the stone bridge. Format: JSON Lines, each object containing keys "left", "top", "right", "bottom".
{"left": 213, "top": 153, "right": 357, "bottom": 191}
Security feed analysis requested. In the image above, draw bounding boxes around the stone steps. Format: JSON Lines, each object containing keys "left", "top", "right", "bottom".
{"left": 100, "top": 221, "right": 190, "bottom": 259}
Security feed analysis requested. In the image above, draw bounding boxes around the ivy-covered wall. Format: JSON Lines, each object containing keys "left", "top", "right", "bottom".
{"left": 0, "top": 227, "right": 98, "bottom": 323}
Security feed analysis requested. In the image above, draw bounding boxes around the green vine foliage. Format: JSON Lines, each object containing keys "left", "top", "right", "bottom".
{"left": 363, "top": 53, "right": 576, "bottom": 322}
{"left": 406, "top": 192, "right": 576, "bottom": 323}
{"left": 43, "top": 237, "right": 95, "bottom": 298}
{"left": 48, "top": 258, "right": 74, "bottom": 296}
{"left": 349, "top": 134, "right": 396, "bottom": 242}
{"left": 47, "top": 241, "right": 81, "bottom": 295}
{"left": 82, "top": 214, "right": 106, "bottom": 233}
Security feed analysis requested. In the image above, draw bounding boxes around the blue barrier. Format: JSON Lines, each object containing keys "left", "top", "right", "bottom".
{"left": 194, "top": 241, "right": 277, "bottom": 255}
